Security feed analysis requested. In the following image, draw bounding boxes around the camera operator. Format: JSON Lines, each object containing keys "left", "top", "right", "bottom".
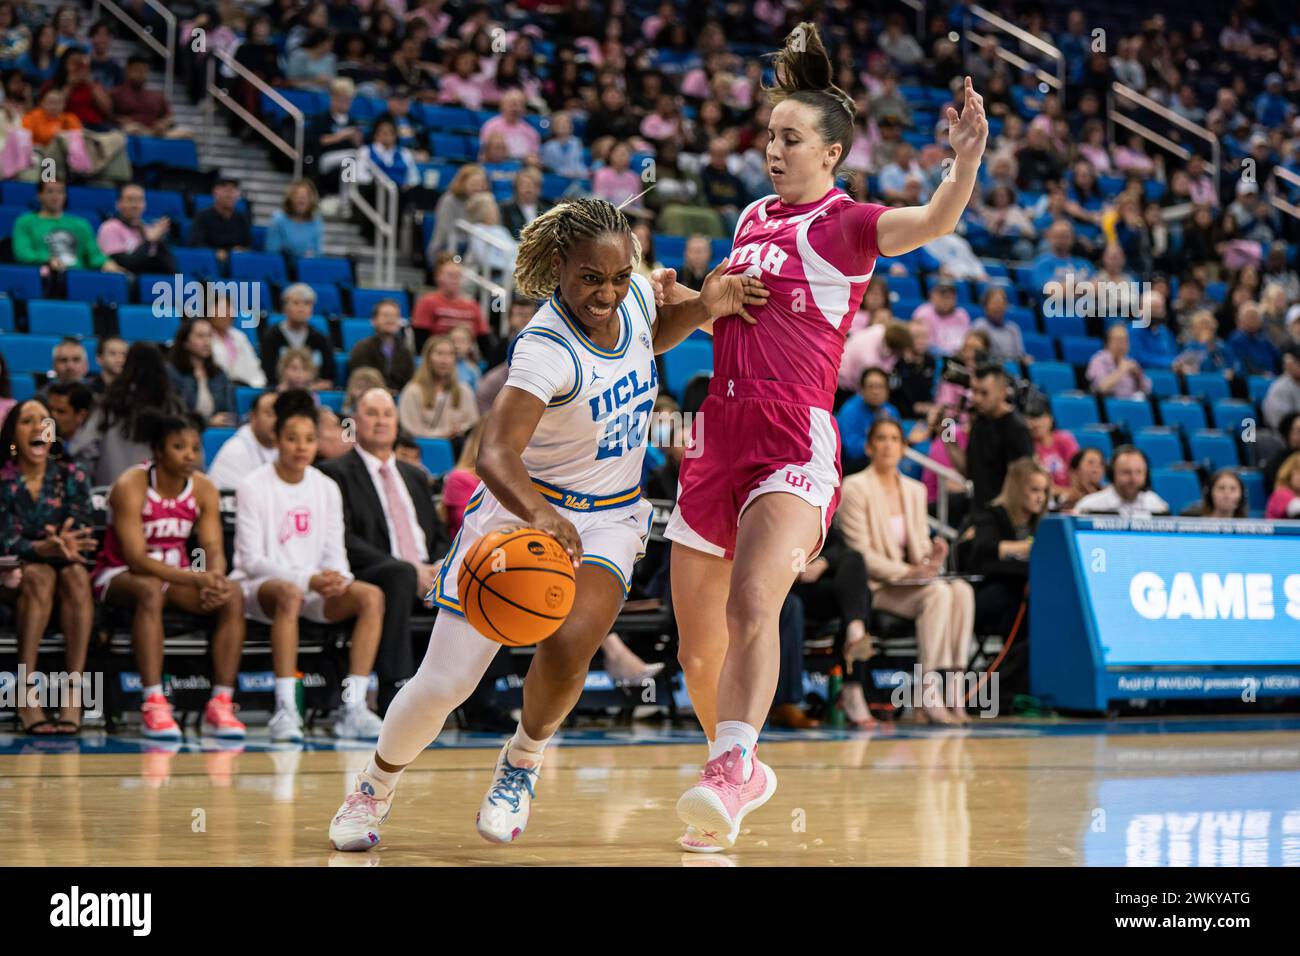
{"left": 935, "top": 362, "right": 1033, "bottom": 508}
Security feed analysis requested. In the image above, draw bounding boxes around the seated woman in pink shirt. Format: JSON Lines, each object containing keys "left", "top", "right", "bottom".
{"left": 1266, "top": 453, "right": 1300, "bottom": 519}
{"left": 838, "top": 320, "right": 911, "bottom": 393}
{"left": 592, "top": 140, "right": 645, "bottom": 216}
{"left": 1024, "top": 402, "right": 1079, "bottom": 491}
{"left": 437, "top": 422, "right": 484, "bottom": 539}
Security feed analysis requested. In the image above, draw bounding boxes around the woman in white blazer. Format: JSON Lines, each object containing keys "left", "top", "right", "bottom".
{"left": 838, "top": 417, "right": 974, "bottom": 724}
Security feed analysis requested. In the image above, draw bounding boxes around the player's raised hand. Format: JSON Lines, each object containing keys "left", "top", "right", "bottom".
{"left": 698, "top": 257, "right": 769, "bottom": 325}
{"left": 947, "top": 76, "right": 988, "bottom": 162}
{"left": 649, "top": 267, "right": 678, "bottom": 306}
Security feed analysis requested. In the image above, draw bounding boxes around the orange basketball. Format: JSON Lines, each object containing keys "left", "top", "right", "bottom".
{"left": 457, "top": 528, "right": 577, "bottom": 646}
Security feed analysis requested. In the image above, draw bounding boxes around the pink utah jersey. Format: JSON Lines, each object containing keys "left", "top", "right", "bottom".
{"left": 715, "top": 188, "right": 889, "bottom": 394}
{"left": 95, "top": 463, "right": 197, "bottom": 576}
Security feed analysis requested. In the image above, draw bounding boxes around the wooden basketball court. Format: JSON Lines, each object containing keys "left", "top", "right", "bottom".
{"left": 4, "top": 718, "right": 1299, "bottom": 866}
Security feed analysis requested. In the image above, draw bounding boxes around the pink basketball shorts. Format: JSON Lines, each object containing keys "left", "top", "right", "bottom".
{"left": 664, "top": 377, "right": 842, "bottom": 560}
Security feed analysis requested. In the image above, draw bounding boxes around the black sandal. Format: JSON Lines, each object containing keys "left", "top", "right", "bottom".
{"left": 19, "top": 714, "right": 60, "bottom": 735}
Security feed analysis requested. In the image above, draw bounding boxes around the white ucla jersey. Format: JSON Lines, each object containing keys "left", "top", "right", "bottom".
{"left": 503, "top": 272, "right": 659, "bottom": 511}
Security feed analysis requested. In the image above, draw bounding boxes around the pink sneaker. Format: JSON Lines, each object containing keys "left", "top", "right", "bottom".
{"left": 675, "top": 745, "right": 777, "bottom": 850}
{"left": 141, "top": 692, "right": 182, "bottom": 741}
{"left": 201, "top": 693, "right": 246, "bottom": 739}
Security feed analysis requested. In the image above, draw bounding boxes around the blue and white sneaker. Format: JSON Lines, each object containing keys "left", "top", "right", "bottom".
{"left": 329, "top": 775, "right": 392, "bottom": 851}
{"left": 475, "top": 743, "right": 541, "bottom": 844}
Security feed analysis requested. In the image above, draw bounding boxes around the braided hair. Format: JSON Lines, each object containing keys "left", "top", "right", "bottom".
{"left": 513, "top": 197, "right": 642, "bottom": 300}
{"left": 763, "top": 21, "right": 856, "bottom": 173}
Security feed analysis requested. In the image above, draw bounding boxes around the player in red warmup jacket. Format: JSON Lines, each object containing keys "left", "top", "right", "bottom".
{"left": 654, "top": 22, "right": 989, "bottom": 852}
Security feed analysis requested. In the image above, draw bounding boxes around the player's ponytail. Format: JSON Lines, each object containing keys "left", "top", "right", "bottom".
{"left": 513, "top": 197, "right": 642, "bottom": 300}
{"left": 763, "top": 21, "right": 856, "bottom": 173}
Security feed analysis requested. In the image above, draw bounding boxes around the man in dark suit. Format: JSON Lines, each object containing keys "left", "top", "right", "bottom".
{"left": 319, "top": 388, "right": 449, "bottom": 711}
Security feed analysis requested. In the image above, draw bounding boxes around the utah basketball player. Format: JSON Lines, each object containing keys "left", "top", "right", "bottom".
{"left": 329, "top": 198, "right": 767, "bottom": 851}
{"left": 94, "top": 411, "right": 247, "bottom": 740}
{"left": 655, "top": 22, "right": 988, "bottom": 851}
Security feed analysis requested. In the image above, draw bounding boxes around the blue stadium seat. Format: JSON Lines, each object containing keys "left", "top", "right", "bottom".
{"left": 27, "top": 300, "right": 94, "bottom": 337}
{"left": 0, "top": 296, "right": 12, "bottom": 332}
{"left": 1189, "top": 429, "right": 1240, "bottom": 471}
{"left": 202, "top": 427, "right": 236, "bottom": 468}
{"left": 1004, "top": 305, "right": 1038, "bottom": 332}
{"left": 1, "top": 181, "right": 35, "bottom": 206}
{"left": 2, "top": 334, "right": 62, "bottom": 372}
{"left": 1247, "top": 374, "right": 1273, "bottom": 405}
{"left": 145, "top": 189, "right": 186, "bottom": 221}
{"left": 1075, "top": 424, "right": 1115, "bottom": 460}
{"left": 67, "top": 270, "right": 130, "bottom": 306}
{"left": 1151, "top": 468, "right": 1203, "bottom": 514}
{"left": 1133, "top": 427, "right": 1184, "bottom": 469}
{"left": 1050, "top": 391, "right": 1098, "bottom": 430}
{"left": 10, "top": 375, "right": 36, "bottom": 401}
{"left": 1027, "top": 361, "right": 1075, "bottom": 395}
{"left": 416, "top": 437, "right": 455, "bottom": 475}
{"left": 661, "top": 338, "right": 713, "bottom": 399}
{"left": 1144, "top": 368, "right": 1180, "bottom": 399}
{"left": 136, "top": 273, "right": 189, "bottom": 308}
{"left": 235, "top": 387, "right": 262, "bottom": 417}
{"left": 1236, "top": 468, "right": 1266, "bottom": 516}
{"left": 297, "top": 257, "right": 353, "bottom": 286}
{"left": 66, "top": 185, "right": 117, "bottom": 219}
{"left": 341, "top": 319, "right": 372, "bottom": 352}
{"left": 334, "top": 351, "right": 347, "bottom": 383}
{"left": 1104, "top": 396, "right": 1155, "bottom": 433}
{"left": 1185, "top": 371, "right": 1231, "bottom": 402}
{"left": 890, "top": 275, "right": 923, "bottom": 300}
{"left": 352, "top": 288, "right": 409, "bottom": 317}
{"left": 1158, "top": 398, "right": 1208, "bottom": 433}
{"left": 1043, "top": 313, "right": 1086, "bottom": 339}
{"left": 318, "top": 390, "right": 345, "bottom": 413}
{"left": 130, "top": 136, "right": 198, "bottom": 170}
{"left": 1211, "top": 398, "right": 1253, "bottom": 436}
{"left": 1059, "top": 335, "right": 1102, "bottom": 366}
{"left": 192, "top": 195, "right": 252, "bottom": 217}
{"left": 1204, "top": 281, "right": 1227, "bottom": 303}
{"left": 1021, "top": 331, "right": 1055, "bottom": 362}
{"left": 174, "top": 248, "right": 221, "bottom": 278}
{"left": 0, "top": 264, "right": 43, "bottom": 301}
{"left": 310, "top": 284, "right": 343, "bottom": 316}
{"left": 118, "top": 305, "right": 179, "bottom": 343}
{"left": 0, "top": 204, "right": 26, "bottom": 237}
{"left": 231, "top": 251, "right": 289, "bottom": 285}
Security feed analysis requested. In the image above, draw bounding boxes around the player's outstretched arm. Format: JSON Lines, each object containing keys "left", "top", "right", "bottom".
{"left": 652, "top": 258, "right": 769, "bottom": 353}
{"left": 876, "top": 75, "right": 988, "bottom": 258}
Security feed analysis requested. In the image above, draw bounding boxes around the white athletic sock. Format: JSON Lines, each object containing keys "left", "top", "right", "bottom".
{"left": 342, "top": 675, "right": 369, "bottom": 711}
{"left": 362, "top": 756, "right": 402, "bottom": 799}
{"left": 713, "top": 720, "right": 759, "bottom": 780}
{"left": 706, "top": 736, "right": 728, "bottom": 761}
{"left": 507, "top": 723, "right": 550, "bottom": 767}
{"left": 274, "top": 677, "right": 297, "bottom": 711}
{"left": 211, "top": 685, "right": 233, "bottom": 700}
{"left": 142, "top": 684, "right": 163, "bottom": 700}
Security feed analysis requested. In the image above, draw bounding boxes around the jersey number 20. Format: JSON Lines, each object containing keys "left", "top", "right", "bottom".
{"left": 596, "top": 399, "right": 654, "bottom": 460}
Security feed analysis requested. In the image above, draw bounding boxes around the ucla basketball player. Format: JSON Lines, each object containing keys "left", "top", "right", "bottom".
{"left": 330, "top": 197, "right": 768, "bottom": 851}
{"left": 654, "top": 23, "right": 988, "bottom": 851}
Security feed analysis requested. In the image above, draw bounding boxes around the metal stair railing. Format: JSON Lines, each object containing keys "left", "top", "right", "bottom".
{"left": 91, "top": 0, "right": 176, "bottom": 104}
{"left": 453, "top": 219, "right": 515, "bottom": 335}
{"left": 1108, "top": 82, "right": 1221, "bottom": 197}
{"left": 203, "top": 50, "right": 305, "bottom": 181}
{"left": 964, "top": 4, "right": 1065, "bottom": 94}
{"left": 340, "top": 164, "right": 399, "bottom": 290}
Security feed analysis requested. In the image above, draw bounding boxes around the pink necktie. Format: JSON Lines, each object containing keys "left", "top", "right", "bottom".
{"left": 379, "top": 461, "right": 421, "bottom": 563}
